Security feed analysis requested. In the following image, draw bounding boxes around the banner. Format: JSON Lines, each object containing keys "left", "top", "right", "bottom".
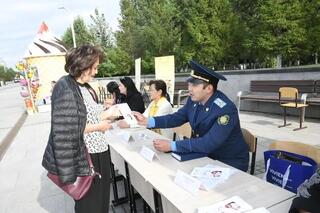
{"left": 135, "top": 58, "right": 141, "bottom": 92}
{"left": 155, "top": 55, "right": 175, "bottom": 103}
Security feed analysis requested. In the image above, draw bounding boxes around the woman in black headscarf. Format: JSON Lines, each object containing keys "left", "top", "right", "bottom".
{"left": 119, "top": 77, "right": 145, "bottom": 113}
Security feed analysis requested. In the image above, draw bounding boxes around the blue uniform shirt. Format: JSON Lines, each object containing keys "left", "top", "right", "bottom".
{"left": 152, "top": 90, "right": 249, "bottom": 172}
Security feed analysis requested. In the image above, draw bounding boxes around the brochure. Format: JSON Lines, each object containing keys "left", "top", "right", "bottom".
{"left": 197, "top": 196, "right": 253, "bottom": 213}
{"left": 191, "top": 167, "right": 230, "bottom": 180}
{"left": 116, "top": 103, "right": 138, "bottom": 127}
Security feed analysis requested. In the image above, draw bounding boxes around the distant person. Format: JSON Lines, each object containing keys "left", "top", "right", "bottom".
{"left": 289, "top": 169, "right": 320, "bottom": 213}
{"left": 133, "top": 60, "right": 249, "bottom": 171}
{"left": 119, "top": 76, "right": 145, "bottom": 113}
{"left": 119, "top": 80, "right": 173, "bottom": 138}
{"left": 42, "top": 44, "right": 112, "bottom": 213}
{"left": 104, "top": 81, "right": 125, "bottom": 109}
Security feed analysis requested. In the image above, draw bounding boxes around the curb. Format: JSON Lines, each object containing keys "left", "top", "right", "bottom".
{"left": 0, "top": 111, "right": 28, "bottom": 161}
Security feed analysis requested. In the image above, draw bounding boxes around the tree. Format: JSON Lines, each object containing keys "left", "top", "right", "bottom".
{"left": 302, "top": 0, "right": 320, "bottom": 64}
{"left": 0, "top": 66, "right": 16, "bottom": 81}
{"left": 61, "top": 16, "right": 94, "bottom": 49}
{"left": 174, "top": 0, "right": 234, "bottom": 69}
{"left": 254, "top": 0, "right": 306, "bottom": 66}
{"left": 135, "top": 0, "right": 180, "bottom": 73}
{"left": 90, "top": 8, "right": 114, "bottom": 50}
{"left": 89, "top": 9, "right": 119, "bottom": 77}
{"left": 114, "top": 0, "right": 139, "bottom": 74}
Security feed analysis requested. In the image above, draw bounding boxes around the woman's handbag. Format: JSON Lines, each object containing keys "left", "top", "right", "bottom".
{"left": 47, "top": 148, "right": 100, "bottom": 200}
{"left": 264, "top": 150, "right": 317, "bottom": 193}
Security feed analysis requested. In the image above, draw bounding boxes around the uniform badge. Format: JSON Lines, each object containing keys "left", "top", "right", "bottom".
{"left": 218, "top": 115, "right": 230, "bottom": 125}
{"left": 214, "top": 98, "right": 226, "bottom": 108}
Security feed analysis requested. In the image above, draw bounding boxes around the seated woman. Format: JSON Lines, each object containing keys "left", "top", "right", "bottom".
{"left": 119, "top": 80, "right": 173, "bottom": 139}
{"left": 119, "top": 77, "right": 145, "bottom": 113}
{"left": 104, "top": 81, "right": 125, "bottom": 109}
{"left": 289, "top": 168, "right": 320, "bottom": 213}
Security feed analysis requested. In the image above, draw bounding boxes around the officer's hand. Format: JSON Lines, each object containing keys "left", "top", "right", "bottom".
{"left": 132, "top": 111, "right": 147, "bottom": 126}
{"left": 153, "top": 139, "right": 171, "bottom": 152}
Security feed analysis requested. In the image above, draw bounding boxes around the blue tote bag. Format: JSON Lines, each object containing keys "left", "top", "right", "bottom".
{"left": 264, "top": 150, "right": 317, "bottom": 193}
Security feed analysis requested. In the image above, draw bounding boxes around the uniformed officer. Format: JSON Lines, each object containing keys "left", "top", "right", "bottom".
{"left": 133, "top": 60, "right": 249, "bottom": 171}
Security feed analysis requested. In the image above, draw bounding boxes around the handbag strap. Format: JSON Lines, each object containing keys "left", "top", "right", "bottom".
{"left": 84, "top": 147, "right": 93, "bottom": 168}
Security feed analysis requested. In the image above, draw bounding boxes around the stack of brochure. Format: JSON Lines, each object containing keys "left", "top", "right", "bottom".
{"left": 197, "top": 196, "right": 270, "bottom": 213}
{"left": 190, "top": 164, "right": 235, "bottom": 190}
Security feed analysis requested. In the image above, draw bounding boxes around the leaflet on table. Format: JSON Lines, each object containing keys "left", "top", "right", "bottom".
{"left": 197, "top": 196, "right": 253, "bottom": 213}
{"left": 192, "top": 165, "right": 236, "bottom": 191}
{"left": 116, "top": 103, "right": 139, "bottom": 127}
{"left": 198, "top": 177, "right": 225, "bottom": 191}
{"left": 191, "top": 167, "right": 230, "bottom": 180}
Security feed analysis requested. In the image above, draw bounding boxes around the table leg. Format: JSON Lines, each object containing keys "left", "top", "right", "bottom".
{"left": 153, "top": 189, "right": 163, "bottom": 213}
{"left": 125, "top": 161, "right": 137, "bottom": 213}
{"left": 108, "top": 146, "right": 129, "bottom": 206}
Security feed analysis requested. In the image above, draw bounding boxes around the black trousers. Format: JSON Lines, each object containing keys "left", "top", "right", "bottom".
{"left": 75, "top": 151, "right": 111, "bottom": 213}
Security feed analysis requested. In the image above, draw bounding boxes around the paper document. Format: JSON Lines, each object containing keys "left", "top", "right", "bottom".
{"left": 197, "top": 196, "right": 253, "bottom": 213}
{"left": 116, "top": 103, "right": 138, "bottom": 127}
{"left": 191, "top": 167, "right": 230, "bottom": 180}
{"left": 191, "top": 165, "right": 236, "bottom": 191}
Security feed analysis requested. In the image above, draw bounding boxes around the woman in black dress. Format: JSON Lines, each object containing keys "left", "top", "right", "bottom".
{"left": 119, "top": 76, "right": 145, "bottom": 113}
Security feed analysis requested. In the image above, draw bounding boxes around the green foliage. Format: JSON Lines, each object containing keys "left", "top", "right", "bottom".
{"left": 0, "top": 66, "right": 16, "bottom": 81}
{"left": 61, "top": 16, "right": 94, "bottom": 49}
{"left": 302, "top": 0, "right": 320, "bottom": 61}
{"left": 59, "top": 0, "right": 320, "bottom": 75}
{"left": 96, "top": 47, "right": 132, "bottom": 77}
{"left": 89, "top": 8, "right": 114, "bottom": 50}
{"left": 256, "top": 0, "right": 306, "bottom": 60}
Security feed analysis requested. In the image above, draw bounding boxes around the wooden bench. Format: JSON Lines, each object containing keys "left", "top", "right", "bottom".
{"left": 237, "top": 80, "right": 320, "bottom": 121}
{"left": 238, "top": 80, "right": 317, "bottom": 105}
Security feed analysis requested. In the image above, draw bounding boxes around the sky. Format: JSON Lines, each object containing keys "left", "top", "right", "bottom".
{"left": 0, "top": 0, "right": 120, "bottom": 69}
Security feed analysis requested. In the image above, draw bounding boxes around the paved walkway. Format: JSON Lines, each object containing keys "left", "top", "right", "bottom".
{"left": 1, "top": 85, "right": 319, "bottom": 213}
{"left": 0, "top": 83, "right": 26, "bottom": 160}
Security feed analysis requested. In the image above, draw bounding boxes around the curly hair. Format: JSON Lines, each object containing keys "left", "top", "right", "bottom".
{"left": 64, "top": 44, "right": 104, "bottom": 78}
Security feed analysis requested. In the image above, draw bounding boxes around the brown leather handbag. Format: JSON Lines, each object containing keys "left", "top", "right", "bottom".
{"left": 47, "top": 149, "right": 100, "bottom": 200}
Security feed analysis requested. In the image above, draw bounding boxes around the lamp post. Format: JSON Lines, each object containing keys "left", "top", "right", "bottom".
{"left": 58, "top": 7, "right": 76, "bottom": 48}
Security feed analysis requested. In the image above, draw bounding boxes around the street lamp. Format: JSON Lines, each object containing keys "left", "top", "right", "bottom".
{"left": 58, "top": 7, "right": 76, "bottom": 48}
